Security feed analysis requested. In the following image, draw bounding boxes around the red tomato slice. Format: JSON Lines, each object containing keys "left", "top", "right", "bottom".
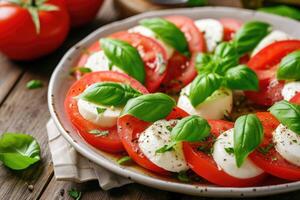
{"left": 109, "top": 32, "right": 168, "bottom": 92}
{"left": 219, "top": 18, "right": 242, "bottom": 41}
{"left": 183, "top": 120, "right": 267, "bottom": 187}
{"left": 250, "top": 112, "right": 300, "bottom": 181}
{"left": 117, "top": 107, "right": 189, "bottom": 174}
{"left": 291, "top": 93, "right": 300, "bottom": 104}
{"left": 64, "top": 71, "right": 148, "bottom": 153}
{"left": 161, "top": 16, "right": 206, "bottom": 93}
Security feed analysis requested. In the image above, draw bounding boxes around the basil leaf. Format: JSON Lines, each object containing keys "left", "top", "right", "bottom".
{"left": 117, "top": 156, "right": 132, "bottom": 165}
{"left": 225, "top": 65, "right": 259, "bottom": 91}
{"left": 140, "top": 18, "right": 189, "bottom": 56}
{"left": 69, "top": 67, "right": 92, "bottom": 75}
{"left": 189, "top": 73, "right": 223, "bottom": 107}
{"left": 100, "top": 38, "right": 145, "bottom": 83}
{"left": 26, "top": 80, "right": 43, "bottom": 89}
{"left": 259, "top": 5, "right": 300, "bottom": 21}
{"left": 79, "top": 82, "right": 142, "bottom": 106}
{"left": 121, "top": 93, "right": 176, "bottom": 122}
{"left": 195, "top": 53, "right": 215, "bottom": 73}
{"left": 88, "top": 130, "right": 109, "bottom": 137}
{"left": 68, "top": 188, "right": 82, "bottom": 200}
{"left": 213, "top": 42, "right": 239, "bottom": 74}
{"left": 0, "top": 133, "right": 41, "bottom": 170}
{"left": 277, "top": 50, "right": 300, "bottom": 81}
{"left": 269, "top": 100, "right": 300, "bottom": 135}
{"left": 234, "top": 114, "right": 264, "bottom": 167}
{"left": 233, "top": 21, "right": 271, "bottom": 55}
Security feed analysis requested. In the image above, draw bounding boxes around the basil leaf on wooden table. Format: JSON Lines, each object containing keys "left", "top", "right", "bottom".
{"left": 26, "top": 79, "right": 43, "bottom": 89}
{"left": 259, "top": 5, "right": 300, "bottom": 21}
{"left": 189, "top": 73, "right": 223, "bottom": 107}
{"left": 233, "top": 21, "right": 271, "bottom": 55}
{"left": 140, "top": 18, "right": 189, "bottom": 56}
{"left": 156, "top": 115, "right": 211, "bottom": 153}
{"left": 225, "top": 64, "right": 259, "bottom": 90}
{"left": 277, "top": 50, "right": 300, "bottom": 81}
{"left": 269, "top": 100, "right": 300, "bottom": 135}
{"left": 79, "top": 82, "right": 142, "bottom": 106}
{"left": 121, "top": 93, "right": 176, "bottom": 122}
{"left": 100, "top": 38, "right": 146, "bottom": 83}
{"left": 0, "top": 133, "right": 41, "bottom": 170}
{"left": 234, "top": 114, "right": 264, "bottom": 167}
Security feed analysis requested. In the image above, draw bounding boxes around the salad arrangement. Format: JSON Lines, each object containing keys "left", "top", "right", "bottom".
{"left": 64, "top": 16, "right": 300, "bottom": 187}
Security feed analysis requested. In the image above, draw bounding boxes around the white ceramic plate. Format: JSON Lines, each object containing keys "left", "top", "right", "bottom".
{"left": 48, "top": 7, "right": 300, "bottom": 197}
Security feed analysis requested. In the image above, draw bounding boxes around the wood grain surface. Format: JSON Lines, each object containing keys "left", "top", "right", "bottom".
{"left": 0, "top": 0, "right": 299, "bottom": 199}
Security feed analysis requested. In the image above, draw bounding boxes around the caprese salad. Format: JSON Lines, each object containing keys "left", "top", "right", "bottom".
{"left": 65, "top": 15, "right": 300, "bottom": 187}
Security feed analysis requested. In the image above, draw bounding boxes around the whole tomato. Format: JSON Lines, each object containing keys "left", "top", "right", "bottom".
{"left": 0, "top": 0, "right": 70, "bottom": 61}
{"left": 65, "top": 0, "right": 104, "bottom": 27}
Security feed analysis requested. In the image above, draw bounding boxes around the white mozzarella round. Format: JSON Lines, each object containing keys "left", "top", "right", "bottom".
{"left": 194, "top": 19, "right": 224, "bottom": 52}
{"left": 252, "top": 30, "right": 292, "bottom": 57}
{"left": 212, "top": 129, "right": 264, "bottom": 179}
{"left": 273, "top": 124, "right": 300, "bottom": 166}
{"left": 281, "top": 81, "right": 300, "bottom": 101}
{"left": 129, "top": 25, "right": 174, "bottom": 59}
{"left": 77, "top": 99, "right": 122, "bottom": 128}
{"left": 138, "top": 119, "right": 189, "bottom": 172}
{"left": 85, "top": 51, "right": 123, "bottom": 73}
{"left": 177, "top": 84, "right": 233, "bottom": 120}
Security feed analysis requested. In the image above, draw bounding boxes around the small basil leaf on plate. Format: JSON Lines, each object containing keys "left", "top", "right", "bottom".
{"left": 100, "top": 38, "right": 146, "bottom": 83}
{"left": 258, "top": 5, "right": 300, "bottom": 21}
{"left": 121, "top": 93, "right": 176, "bottom": 122}
{"left": 233, "top": 21, "right": 271, "bottom": 55}
{"left": 79, "top": 82, "right": 142, "bottom": 106}
{"left": 140, "top": 18, "right": 189, "bottom": 56}
{"left": 234, "top": 114, "right": 264, "bottom": 167}
{"left": 117, "top": 156, "right": 132, "bottom": 165}
{"left": 88, "top": 129, "right": 109, "bottom": 137}
{"left": 177, "top": 171, "right": 190, "bottom": 182}
{"left": 213, "top": 42, "right": 239, "bottom": 74}
{"left": 224, "top": 64, "right": 259, "bottom": 90}
{"left": 96, "top": 107, "right": 106, "bottom": 115}
{"left": 277, "top": 50, "right": 300, "bottom": 81}
{"left": 0, "top": 133, "right": 41, "bottom": 170}
{"left": 194, "top": 53, "right": 215, "bottom": 73}
{"left": 69, "top": 67, "right": 92, "bottom": 75}
{"left": 189, "top": 73, "right": 223, "bottom": 107}
{"left": 26, "top": 80, "right": 43, "bottom": 89}
{"left": 269, "top": 100, "right": 300, "bottom": 135}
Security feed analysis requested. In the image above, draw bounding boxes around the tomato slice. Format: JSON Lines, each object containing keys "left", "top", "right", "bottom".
{"left": 183, "top": 120, "right": 267, "bottom": 187}
{"left": 64, "top": 71, "right": 148, "bottom": 153}
{"left": 117, "top": 107, "right": 189, "bottom": 174}
{"left": 290, "top": 91, "right": 300, "bottom": 104}
{"left": 250, "top": 112, "right": 300, "bottom": 181}
{"left": 161, "top": 16, "right": 206, "bottom": 93}
{"left": 219, "top": 18, "right": 242, "bottom": 41}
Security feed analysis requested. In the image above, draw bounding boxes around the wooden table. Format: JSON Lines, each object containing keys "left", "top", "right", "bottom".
{"left": 0, "top": 1, "right": 299, "bottom": 199}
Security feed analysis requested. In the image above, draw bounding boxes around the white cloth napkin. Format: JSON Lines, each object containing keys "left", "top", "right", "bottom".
{"left": 46, "top": 120, "right": 133, "bottom": 190}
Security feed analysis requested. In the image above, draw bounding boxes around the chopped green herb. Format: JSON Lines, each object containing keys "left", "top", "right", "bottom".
{"left": 26, "top": 80, "right": 43, "bottom": 89}
{"left": 177, "top": 171, "right": 190, "bottom": 182}
{"left": 117, "top": 156, "right": 132, "bottom": 165}
{"left": 292, "top": 139, "right": 298, "bottom": 143}
{"left": 257, "top": 143, "right": 274, "bottom": 155}
{"left": 197, "top": 145, "right": 212, "bottom": 155}
{"left": 224, "top": 147, "right": 234, "bottom": 155}
{"left": 166, "top": 125, "right": 173, "bottom": 132}
{"left": 155, "top": 144, "right": 174, "bottom": 153}
{"left": 69, "top": 67, "right": 92, "bottom": 75}
{"left": 88, "top": 130, "right": 109, "bottom": 137}
{"left": 68, "top": 188, "right": 82, "bottom": 200}
{"left": 96, "top": 107, "right": 106, "bottom": 115}
{"left": 271, "top": 156, "right": 278, "bottom": 161}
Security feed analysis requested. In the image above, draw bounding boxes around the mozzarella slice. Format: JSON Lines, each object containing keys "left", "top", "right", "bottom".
{"left": 129, "top": 25, "right": 174, "bottom": 59}
{"left": 194, "top": 19, "right": 224, "bottom": 52}
{"left": 138, "top": 119, "right": 189, "bottom": 172}
{"left": 273, "top": 124, "right": 300, "bottom": 166}
{"left": 252, "top": 30, "right": 292, "bottom": 57}
{"left": 85, "top": 51, "right": 123, "bottom": 73}
{"left": 77, "top": 99, "right": 122, "bottom": 128}
{"left": 282, "top": 81, "right": 300, "bottom": 101}
{"left": 212, "top": 129, "right": 264, "bottom": 179}
{"left": 177, "top": 84, "right": 233, "bottom": 120}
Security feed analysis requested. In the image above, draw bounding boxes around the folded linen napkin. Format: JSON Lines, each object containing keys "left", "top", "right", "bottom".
{"left": 46, "top": 120, "right": 133, "bottom": 190}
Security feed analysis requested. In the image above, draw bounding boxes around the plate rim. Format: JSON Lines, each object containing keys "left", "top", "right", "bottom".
{"left": 48, "top": 6, "right": 300, "bottom": 197}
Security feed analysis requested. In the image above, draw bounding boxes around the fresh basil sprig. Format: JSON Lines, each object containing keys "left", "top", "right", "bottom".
{"left": 233, "top": 21, "right": 271, "bottom": 55}
{"left": 189, "top": 73, "right": 223, "bottom": 107}
{"left": 277, "top": 50, "right": 300, "bottom": 81}
{"left": 156, "top": 115, "right": 211, "bottom": 153}
{"left": 0, "top": 133, "right": 41, "bottom": 170}
{"left": 79, "top": 82, "right": 142, "bottom": 106}
{"left": 234, "top": 114, "right": 264, "bottom": 167}
{"left": 121, "top": 93, "right": 176, "bottom": 122}
{"left": 225, "top": 65, "right": 259, "bottom": 90}
{"left": 100, "top": 38, "right": 145, "bottom": 83}
{"left": 269, "top": 100, "right": 300, "bottom": 135}
{"left": 140, "top": 18, "right": 189, "bottom": 56}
